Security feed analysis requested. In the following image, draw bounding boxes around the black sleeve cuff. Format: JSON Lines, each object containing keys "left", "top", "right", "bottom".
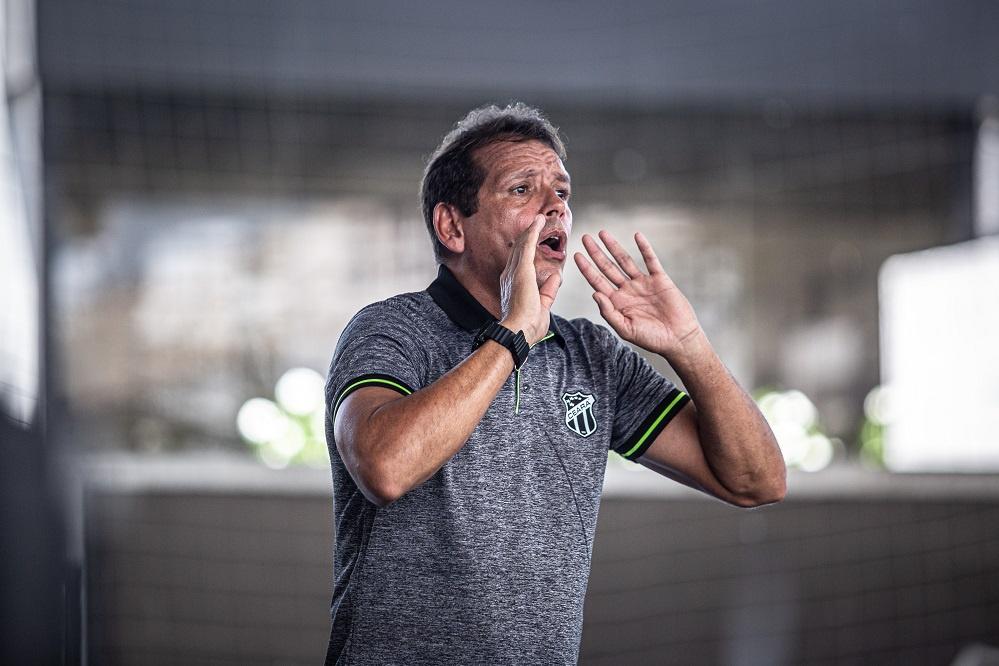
{"left": 613, "top": 388, "right": 691, "bottom": 461}
{"left": 331, "top": 373, "right": 414, "bottom": 420}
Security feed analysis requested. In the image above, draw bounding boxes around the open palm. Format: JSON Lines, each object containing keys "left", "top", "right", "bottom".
{"left": 573, "top": 230, "right": 702, "bottom": 357}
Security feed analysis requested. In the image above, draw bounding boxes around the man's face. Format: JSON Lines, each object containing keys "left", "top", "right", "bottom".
{"left": 461, "top": 139, "right": 572, "bottom": 288}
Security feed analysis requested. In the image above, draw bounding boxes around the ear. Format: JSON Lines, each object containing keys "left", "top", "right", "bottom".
{"left": 433, "top": 202, "right": 466, "bottom": 255}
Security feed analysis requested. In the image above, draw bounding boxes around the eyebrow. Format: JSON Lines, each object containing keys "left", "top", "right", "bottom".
{"left": 504, "top": 168, "right": 571, "bottom": 185}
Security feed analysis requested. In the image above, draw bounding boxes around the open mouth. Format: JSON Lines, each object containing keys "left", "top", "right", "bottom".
{"left": 537, "top": 229, "right": 567, "bottom": 258}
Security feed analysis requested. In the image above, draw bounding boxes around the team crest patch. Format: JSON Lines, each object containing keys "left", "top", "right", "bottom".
{"left": 562, "top": 391, "right": 597, "bottom": 438}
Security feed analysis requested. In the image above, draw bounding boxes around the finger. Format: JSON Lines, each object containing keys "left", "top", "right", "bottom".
{"left": 634, "top": 231, "right": 665, "bottom": 276}
{"left": 573, "top": 251, "right": 616, "bottom": 296}
{"left": 505, "top": 216, "right": 543, "bottom": 282}
{"left": 581, "top": 233, "right": 628, "bottom": 287}
{"left": 538, "top": 270, "right": 562, "bottom": 311}
{"left": 598, "top": 230, "right": 644, "bottom": 279}
{"left": 593, "top": 291, "right": 629, "bottom": 332}
{"left": 517, "top": 215, "right": 545, "bottom": 274}
{"left": 502, "top": 216, "right": 542, "bottom": 285}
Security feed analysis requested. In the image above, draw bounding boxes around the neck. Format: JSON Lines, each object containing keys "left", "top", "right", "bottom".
{"left": 445, "top": 260, "right": 503, "bottom": 320}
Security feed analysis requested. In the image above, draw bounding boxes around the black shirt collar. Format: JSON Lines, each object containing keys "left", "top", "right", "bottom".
{"left": 427, "top": 264, "right": 565, "bottom": 346}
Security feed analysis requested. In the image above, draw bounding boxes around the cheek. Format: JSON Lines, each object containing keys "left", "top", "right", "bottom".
{"left": 505, "top": 214, "right": 533, "bottom": 246}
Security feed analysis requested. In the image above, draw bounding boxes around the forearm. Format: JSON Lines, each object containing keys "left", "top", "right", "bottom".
{"left": 361, "top": 337, "right": 515, "bottom": 501}
{"left": 665, "top": 329, "right": 786, "bottom": 502}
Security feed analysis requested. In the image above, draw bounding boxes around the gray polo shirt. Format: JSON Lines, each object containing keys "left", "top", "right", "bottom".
{"left": 323, "top": 264, "right": 690, "bottom": 666}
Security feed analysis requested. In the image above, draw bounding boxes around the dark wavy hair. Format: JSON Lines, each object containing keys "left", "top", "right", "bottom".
{"left": 419, "top": 102, "right": 567, "bottom": 263}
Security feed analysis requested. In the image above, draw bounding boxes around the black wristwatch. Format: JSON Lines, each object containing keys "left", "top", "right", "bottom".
{"left": 472, "top": 321, "right": 530, "bottom": 370}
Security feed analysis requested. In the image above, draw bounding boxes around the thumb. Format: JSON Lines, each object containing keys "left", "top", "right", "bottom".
{"left": 539, "top": 270, "right": 562, "bottom": 311}
{"left": 518, "top": 215, "right": 546, "bottom": 271}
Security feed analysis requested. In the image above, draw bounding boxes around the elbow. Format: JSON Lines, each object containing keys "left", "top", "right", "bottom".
{"left": 366, "top": 489, "right": 398, "bottom": 509}
{"left": 359, "top": 475, "right": 396, "bottom": 508}
{"left": 335, "top": 395, "right": 413, "bottom": 508}
{"left": 370, "top": 480, "right": 404, "bottom": 508}
{"left": 357, "top": 459, "right": 405, "bottom": 508}
{"left": 733, "top": 485, "right": 786, "bottom": 508}
{"left": 735, "top": 481, "right": 787, "bottom": 509}
{"left": 342, "top": 437, "right": 405, "bottom": 508}
{"left": 732, "top": 469, "right": 787, "bottom": 508}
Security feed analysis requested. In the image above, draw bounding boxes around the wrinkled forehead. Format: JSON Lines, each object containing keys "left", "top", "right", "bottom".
{"left": 474, "top": 139, "right": 569, "bottom": 184}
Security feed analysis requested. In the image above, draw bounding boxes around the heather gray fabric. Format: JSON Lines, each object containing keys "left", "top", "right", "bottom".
{"left": 323, "top": 264, "right": 689, "bottom": 665}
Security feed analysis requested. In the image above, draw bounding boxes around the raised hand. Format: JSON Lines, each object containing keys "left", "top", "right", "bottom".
{"left": 574, "top": 230, "right": 702, "bottom": 357}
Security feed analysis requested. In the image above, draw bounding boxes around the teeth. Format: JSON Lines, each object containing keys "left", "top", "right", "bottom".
{"left": 538, "top": 231, "right": 562, "bottom": 251}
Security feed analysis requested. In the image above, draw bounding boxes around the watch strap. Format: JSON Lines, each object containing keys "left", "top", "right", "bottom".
{"left": 473, "top": 321, "right": 530, "bottom": 369}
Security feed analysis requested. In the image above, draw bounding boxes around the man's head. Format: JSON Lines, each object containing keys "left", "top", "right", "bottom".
{"left": 420, "top": 103, "right": 572, "bottom": 289}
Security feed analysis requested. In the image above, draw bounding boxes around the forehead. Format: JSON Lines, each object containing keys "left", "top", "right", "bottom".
{"left": 474, "top": 139, "right": 569, "bottom": 183}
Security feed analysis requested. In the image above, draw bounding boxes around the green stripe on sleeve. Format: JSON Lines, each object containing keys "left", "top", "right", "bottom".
{"left": 619, "top": 390, "right": 690, "bottom": 460}
{"left": 332, "top": 374, "right": 414, "bottom": 420}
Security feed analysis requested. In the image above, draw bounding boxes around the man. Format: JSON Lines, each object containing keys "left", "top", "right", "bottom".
{"left": 324, "top": 103, "right": 786, "bottom": 665}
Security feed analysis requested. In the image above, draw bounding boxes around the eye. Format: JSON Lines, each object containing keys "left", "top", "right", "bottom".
{"left": 511, "top": 185, "right": 529, "bottom": 195}
{"left": 556, "top": 189, "right": 570, "bottom": 200}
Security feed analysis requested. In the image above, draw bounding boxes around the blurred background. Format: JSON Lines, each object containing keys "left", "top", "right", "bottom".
{"left": 2, "top": 0, "right": 999, "bottom": 664}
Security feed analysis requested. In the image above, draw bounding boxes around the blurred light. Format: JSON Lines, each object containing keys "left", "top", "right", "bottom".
{"left": 760, "top": 390, "right": 817, "bottom": 430}
{"left": 757, "top": 392, "right": 781, "bottom": 423}
{"left": 863, "top": 385, "right": 895, "bottom": 425}
{"left": 275, "top": 367, "right": 324, "bottom": 416}
{"left": 773, "top": 421, "right": 809, "bottom": 466}
{"left": 776, "top": 390, "right": 818, "bottom": 428}
{"left": 758, "top": 388, "right": 836, "bottom": 471}
{"left": 311, "top": 407, "right": 326, "bottom": 438}
{"left": 239, "top": 368, "right": 330, "bottom": 468}
{"left": 0, "top": 58, "right": 39, "bottom": 427}
{"left": 799, "top": 434, "right": 834, "bottom": 472}
{"left": 271, "top": 422, "right": 305, "bottom": 458}
{"left": 879, "top": 237, "right": 999, "bottom": 471}
{"left": 237, "top": 398, "right": 286, "bottom": 444}
{"left": 257, "top": 445, "right": 290, "bottom": 470}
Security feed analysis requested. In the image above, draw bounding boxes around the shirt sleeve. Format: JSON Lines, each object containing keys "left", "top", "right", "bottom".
{"left": 325, "top": 300, "right": 426, "bottom": 424}
{"left": 598, "top": 324, "right": 691, "bottom": 462}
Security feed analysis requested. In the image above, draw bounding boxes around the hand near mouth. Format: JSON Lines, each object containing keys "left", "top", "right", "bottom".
{"left": 574, "top": 230, "right": 702, "bottom": 357}
{"left": 499, "top": 217, "right": 563, "bottom": 345}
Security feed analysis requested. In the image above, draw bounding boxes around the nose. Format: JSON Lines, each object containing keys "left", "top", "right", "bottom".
{"left": 542, "top": 186, "right": 567, "bottom": 221}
